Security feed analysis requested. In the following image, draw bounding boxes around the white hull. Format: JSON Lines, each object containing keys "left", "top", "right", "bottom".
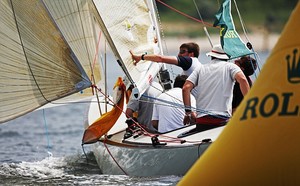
{"left": 86, "top": 97, "right": 224, "bottom": 176}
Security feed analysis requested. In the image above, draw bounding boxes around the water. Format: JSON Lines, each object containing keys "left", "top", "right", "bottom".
{"left": 0, "top": 51, "right": 269, "bottom": 185}
{"left": 0, "top": 104, "right": 181, "bottom": 185}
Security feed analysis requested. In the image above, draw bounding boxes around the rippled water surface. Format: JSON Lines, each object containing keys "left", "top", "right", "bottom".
{"left": 0, "top": 104, "right": 180, "bottom": 185}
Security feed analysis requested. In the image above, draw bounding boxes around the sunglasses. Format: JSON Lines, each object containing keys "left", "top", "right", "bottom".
{"left": 179, "top": 49, "right": 189, "bottom": 54}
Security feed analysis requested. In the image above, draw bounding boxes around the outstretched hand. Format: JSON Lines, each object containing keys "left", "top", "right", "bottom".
{"left": 129, "top": 50, "right": 141, "bottom": 66}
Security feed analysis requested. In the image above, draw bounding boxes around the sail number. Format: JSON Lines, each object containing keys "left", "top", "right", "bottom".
{"left": 224, "top": 30, "right": 238, "bottom": 38}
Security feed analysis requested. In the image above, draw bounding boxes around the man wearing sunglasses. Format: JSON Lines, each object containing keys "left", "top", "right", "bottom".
{"left": 130, "top": 42, "right": 202, "bottom": 96}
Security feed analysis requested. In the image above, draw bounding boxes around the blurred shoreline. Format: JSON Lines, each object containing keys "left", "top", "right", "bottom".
{"left": 163, "top": 33, "right": 279, "bottom": 54}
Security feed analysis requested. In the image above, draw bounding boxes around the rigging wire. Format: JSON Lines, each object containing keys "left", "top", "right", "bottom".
{"left": 42, "top": 109, "right": 52, "bottom": 157}
{"left": 156, "top": 0, "right": 215, "bottom": 27}
{"left": 232, "top": 0, "right": 262, "bottom": 77}
{"left": 153, "top": 0, "right": 176, "bottom": 80}
{"left": 76, "top": 0, "right": 102, "bottom": 115}
{"left": 93, "top": 85, "right": 153, "bottom": 136}
{"left": 141, "top": 94, "right": 230, "bottom": 120}
{"left": 103, "top": 137, "right": 128, "bottom": 175}
{"left": 81, "top": 144, "right": 89, "bottom": 163}
{"left": 233, "top": 0, "right": 250, "bottom": 43}
{"left": 192, "top": 0, "right": 213, "bottom": 47}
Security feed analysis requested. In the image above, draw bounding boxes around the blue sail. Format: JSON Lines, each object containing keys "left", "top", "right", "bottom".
{"left": 213, "top": 0, "right": 253, "bottom": 59}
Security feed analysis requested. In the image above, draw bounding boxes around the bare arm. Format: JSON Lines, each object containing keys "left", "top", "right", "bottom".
{"left": 182, "top": 80, "right": 193, "bottom": 109}
{"left": 129, "top": 50, "right": 178, "bottom": 65}
{"left": 235, "top": 71, "right": 250, "bottom": 96}
{"left": 182, "top": 80, "right": 196, "bottom": 124}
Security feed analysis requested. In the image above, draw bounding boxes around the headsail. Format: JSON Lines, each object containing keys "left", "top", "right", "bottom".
{"left": 0, "top": 0, "right": 92, "bottom": 123}
{"left": 179, "top": 2, "right": 300, "bottom": 185}
{"left": 92, "top": 0, "right": 163, "bottom": 98}
{"left": 43, "top": 0, "right": 105, "bottom": 102}
{"left": 214, "top": 0, "right": 253, "bottom": 59}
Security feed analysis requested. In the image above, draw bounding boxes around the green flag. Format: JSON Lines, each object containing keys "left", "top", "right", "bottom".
{"left": 214, "top": 0, "right": 253, "bottom": 59}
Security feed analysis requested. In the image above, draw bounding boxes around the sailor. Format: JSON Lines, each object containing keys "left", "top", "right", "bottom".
{"left": 130, "top": 42, "right": 202, "bottom": 97}
{"left": 182, "top": 44, "right": 250, "bottom": 131}
{"left": 232, "top": 56, "right": 257, "bottom": 114}
{"left": 124, "top": 81, "right": 163, "bottom": 139}
{"left": 151, "top": 75, "right": 196, "bottom": 133}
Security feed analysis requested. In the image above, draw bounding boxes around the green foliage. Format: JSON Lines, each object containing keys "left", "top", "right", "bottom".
{"left": 156, "top": 0, "right": 298, "bottom": 37}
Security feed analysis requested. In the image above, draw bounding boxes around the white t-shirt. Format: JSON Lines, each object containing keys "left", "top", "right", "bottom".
{"left": 152, "top": 88, "right": 196, "bottom": 133}
{"left": 127, "top": 81, "right": 163, "bottom": 132}
{"left": 187, "top": 59, "right": 241, "bottom": 117}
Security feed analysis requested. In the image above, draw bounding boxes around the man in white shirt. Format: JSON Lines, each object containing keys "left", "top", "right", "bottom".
{"left": 182, "top": 44, "right": 250, "bottom": 131}
{"left": 152, "top": 75, "right": 196, "bottom": 133}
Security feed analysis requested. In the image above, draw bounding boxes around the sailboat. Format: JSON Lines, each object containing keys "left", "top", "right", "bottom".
{"left": 83, "top": 0, "right": 254, "bottom": 176}
{"left": 82, "top": 0, "right": 223, "bottom": 176}
{"left": 0, "top": 0, "right": 253, "bottom": 177}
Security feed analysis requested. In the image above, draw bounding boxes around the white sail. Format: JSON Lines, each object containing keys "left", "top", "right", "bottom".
{"left": 92, "top": 0, "right": 163, "bottom": 98}
{"left": 43, "top": 0, "right": 105, "bottom": 102}
{"left": 0, "top": 0, "right": 96, "bottom": 123}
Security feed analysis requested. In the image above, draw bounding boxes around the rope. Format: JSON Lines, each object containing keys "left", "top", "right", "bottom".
{"left": 92, "top": 85, "right": 154, "bottom": 136}
{"left": 93, "top": 84, "right": 206, "bottom": 144}
{"left": 88, "top": 85, "right": 215, "bottom": 157}
{"left": 82, "top": 144, "right": 89, "bottom": 164}
{"left": 42, "top": 109, "right": 52, "bottom": 157}
{"left": 156, "top": 0, "right": 215, "bottom": 28}
{"left": 141, "top": 94, "right": 230, "bottom": 119}
{"left": 103, "top": 136, "right": 128, "bottom": 175}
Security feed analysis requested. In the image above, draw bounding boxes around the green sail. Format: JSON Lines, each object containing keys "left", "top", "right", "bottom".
{"left": 213, "top": 0, "right": 253, "bottom": 59}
